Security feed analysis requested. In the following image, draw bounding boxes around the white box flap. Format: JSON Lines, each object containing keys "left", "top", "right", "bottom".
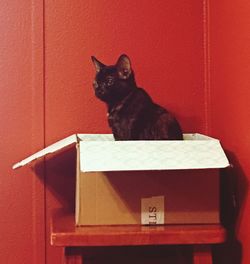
{"left": 13, "top": 134, "right": 79, "bottom": 169}
{"left": 13, "top": 133, "right": 229, "bottom": 172}
{"left": 77, "top": 134, "right": 114, "bottom": 141}
{"left": 79, "top": 134, "right": 229, "bottom": 172}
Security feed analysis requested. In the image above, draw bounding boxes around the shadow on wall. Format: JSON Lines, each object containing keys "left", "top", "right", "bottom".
{"left": 34, "top": 147, "right": 77, "bottom": 213}
{"left": 77, "top": 245, "right": 193, "bottom": 264}
{"left": 213, "top": 151, "right": 248, "bottom": 264}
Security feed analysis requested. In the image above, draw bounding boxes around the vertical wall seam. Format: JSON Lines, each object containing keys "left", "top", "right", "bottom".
{"left": 42, "top": 0, "right": 48, "bottom": 263}
{"left": 31, "top": 0, "right": 46, "bottom": 263}
{"left": 42, "top": 0, "right": 46, "bottom": 155}
{"left": 203, "top": 0, "right": 211, "bottom": 134}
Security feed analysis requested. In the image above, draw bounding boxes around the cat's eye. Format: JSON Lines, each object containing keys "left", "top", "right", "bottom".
{"left": 106, "top": 77, "right": 114, "bottom": 86}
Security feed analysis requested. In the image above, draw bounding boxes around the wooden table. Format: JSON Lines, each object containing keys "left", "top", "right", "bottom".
{"left": 50, "top": 212, "right": 226, "bottom": 264}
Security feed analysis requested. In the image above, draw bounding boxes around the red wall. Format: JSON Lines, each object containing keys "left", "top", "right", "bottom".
{"left": 0, "top": 1, "right": 45, "bottom": 263}
{"left": 45, "top": 0, "right": 206, "bottom": 143}
{"left": 2, "top": 0, "right": 249, "bottom": 263}
{"left": 209, "top": 1, "right": 250, "bottom": 263}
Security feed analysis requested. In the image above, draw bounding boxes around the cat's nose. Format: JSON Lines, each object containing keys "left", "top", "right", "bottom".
{"left": 94, "top": 85, "right": 104, "bottom": 95}
{"left": 95, "top": 86, "right": 105, "bottom": 96}
{"left": 100, "top": 83, "right": 106, "bottom": 89}
{"left": 99, "top": 84, "right": 107, "bottom": 93}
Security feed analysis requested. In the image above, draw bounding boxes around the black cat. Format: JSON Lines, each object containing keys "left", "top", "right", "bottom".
{"left": 91, "top": 54, "right": 183, "bottom": 140}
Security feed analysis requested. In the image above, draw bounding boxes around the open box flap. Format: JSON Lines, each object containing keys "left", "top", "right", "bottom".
{"left": 77, "top": 134, "right": 114, "bottom": 141}
{"left": 13, "top": 133, "right": 230, "bottom": 171}
{"left": 13, "top": 134, "right": 79, "bottom": 169}
{"left": 79, "top": 134, "right": 230, "bottom": 172}
{"left": 13, "top": 133, "right": 115, "bottom": 169}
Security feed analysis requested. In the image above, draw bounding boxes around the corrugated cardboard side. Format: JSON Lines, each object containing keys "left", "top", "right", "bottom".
{"left": 76, "top": 169, "right": 219, "bottom": 226}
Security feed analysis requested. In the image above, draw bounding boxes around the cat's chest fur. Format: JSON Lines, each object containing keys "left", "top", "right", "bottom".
{"left": 107, "top": 91, "right": 138, "bottom": 139}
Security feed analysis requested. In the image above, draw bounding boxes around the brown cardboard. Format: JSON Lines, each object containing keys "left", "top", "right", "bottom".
{"left": 76, "top": 169, "right": 220, "bottom": 226}
{"left": 76, "top": 170, "right": 219, "bottom": 225}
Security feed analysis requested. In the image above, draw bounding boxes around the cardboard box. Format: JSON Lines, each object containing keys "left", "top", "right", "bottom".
{"left": 13, "top": 133, "right": 229, "bottom": 226}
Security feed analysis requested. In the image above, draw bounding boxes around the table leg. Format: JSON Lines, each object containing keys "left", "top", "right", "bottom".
{"left": 193, "top": 245, "right": 212, "bottom": 264}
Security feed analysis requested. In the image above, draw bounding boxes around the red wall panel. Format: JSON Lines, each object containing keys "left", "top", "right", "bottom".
{"left": 0, "top": 1, "right": 45, "bottom": 263}
{"left": 45, "top": 0, "right": 206, "bottom": 144}
{"left": 209, "top": 1, "right": 250, "bottom": 263}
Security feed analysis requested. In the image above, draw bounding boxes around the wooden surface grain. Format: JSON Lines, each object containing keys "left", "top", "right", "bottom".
{"left": 51, "top": 212, "right": 226, "bottom": 247}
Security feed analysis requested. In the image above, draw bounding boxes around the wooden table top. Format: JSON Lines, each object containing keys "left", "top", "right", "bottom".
{"left": 50, "top": 211, "right": 227, "bottom": 247}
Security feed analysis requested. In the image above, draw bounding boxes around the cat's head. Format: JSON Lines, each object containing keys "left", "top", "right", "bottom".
{"left": 91, "top": 54, "right": 136, "bottom": 104}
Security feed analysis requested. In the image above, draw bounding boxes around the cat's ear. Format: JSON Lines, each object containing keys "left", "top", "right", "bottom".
{"left": 116, "top": 54, "right": 132, "bottom": 79}
{"left": 91, "top": 56, "right": 106, "bottom": 73}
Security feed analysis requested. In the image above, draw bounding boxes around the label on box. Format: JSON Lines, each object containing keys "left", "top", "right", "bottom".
{"left": 141, "top": 196, "right": 165, "bottom": 225}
